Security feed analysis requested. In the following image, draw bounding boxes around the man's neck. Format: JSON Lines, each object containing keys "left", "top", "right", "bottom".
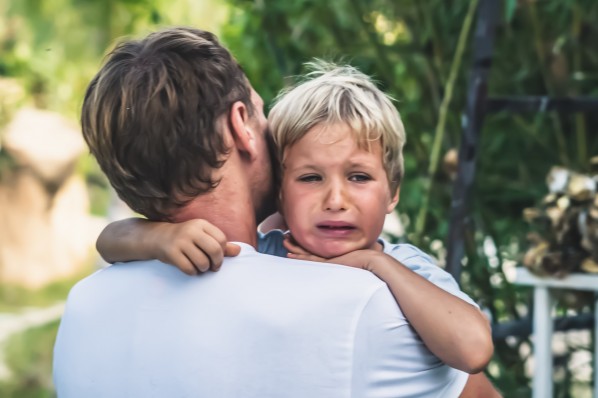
{"left": 171, "top": 178, "right": 258, "bottom": 248}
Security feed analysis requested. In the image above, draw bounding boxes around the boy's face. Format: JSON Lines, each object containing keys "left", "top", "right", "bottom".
{"left": 280, "top": 122, "right": 399, "bottom": 259}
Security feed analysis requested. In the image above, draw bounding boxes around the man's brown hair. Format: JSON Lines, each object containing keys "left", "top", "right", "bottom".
{"left": 81, "top": 27, "right": 253, "bottom": 220}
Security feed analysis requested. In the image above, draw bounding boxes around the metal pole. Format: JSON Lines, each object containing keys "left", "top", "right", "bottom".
{"left": 533, "top": 286, "right": 553, "bottom": 398}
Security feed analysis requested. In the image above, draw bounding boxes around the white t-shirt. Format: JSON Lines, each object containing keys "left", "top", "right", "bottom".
{"left": 54, "top": 243, "right": 468, "bottom": 397}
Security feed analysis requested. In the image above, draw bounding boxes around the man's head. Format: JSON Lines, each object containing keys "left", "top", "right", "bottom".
{"left": 268, "top": 62, "right": 406, "bottom": 258}
{"left": 82, "top": 27, "right": 271, "bottom": 221}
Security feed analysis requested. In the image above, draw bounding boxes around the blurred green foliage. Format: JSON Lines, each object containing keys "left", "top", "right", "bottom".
{"left": 1, "top": 0, "right": 597, "bottom": 397}
{"left": 0, "top": 321, "right": 59, "bottom": 398}
{"left": 0, "top": 0, "right": 228, "bottom": 118}
{"left": 0, "top": 270, "right": 92, "bottom": 313}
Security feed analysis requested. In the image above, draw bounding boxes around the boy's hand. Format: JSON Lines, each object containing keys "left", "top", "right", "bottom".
{"left": 149, "top": 219, "right": 241, "bottom": 275}
{"left": 283, "top": 234, "right": 327, "bottom": 262}
{"left": 283, "top": 234, "right": 382, "bottom": 272}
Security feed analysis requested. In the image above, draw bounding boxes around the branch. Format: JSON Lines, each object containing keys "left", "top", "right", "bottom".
{"left": 414, "top": 0, "right": 479, "bottom": 243}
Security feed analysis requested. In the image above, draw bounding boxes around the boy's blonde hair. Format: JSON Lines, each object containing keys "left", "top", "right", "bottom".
{"left": 268, "top": 61, "right": 406, "bottom": 192}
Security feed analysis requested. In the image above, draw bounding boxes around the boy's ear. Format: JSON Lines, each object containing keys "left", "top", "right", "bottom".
{"left": 386, "top": 186, "right": 400, "bottom": 213}
{"left": 229, "top": 100, "right": 257, "bottom": 159}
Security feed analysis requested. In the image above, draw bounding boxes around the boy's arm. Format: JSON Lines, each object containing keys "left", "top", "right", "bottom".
{"left": 365, "top": 252, "right": 493, "bottom": 374}
{"left": 97, "top": 218, "right": 240, "bottom": 275}
{"left": 285, "top": 241, "right": 493, "bottom": 374}
{"left": 460, "top": 373, "right": 503, "bottom": 398}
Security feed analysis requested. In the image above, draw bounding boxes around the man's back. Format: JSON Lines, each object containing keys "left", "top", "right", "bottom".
{"left": 53, "top": 243, "right": 467, "bottom": 397}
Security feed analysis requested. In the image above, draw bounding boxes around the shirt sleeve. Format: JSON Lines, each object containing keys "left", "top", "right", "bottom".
{"left": 350, "top": 286, "right": 468, "bottom": 397}
{"left": 386, "top": 243, "right": 479, "bottom": 308}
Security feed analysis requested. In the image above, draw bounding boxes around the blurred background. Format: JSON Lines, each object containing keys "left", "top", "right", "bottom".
{"left": 1, "top": 0, "right": 597, "bottom": 397}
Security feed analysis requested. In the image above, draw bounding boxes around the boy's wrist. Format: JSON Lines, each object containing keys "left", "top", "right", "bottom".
{"left": 142, "top": 221, "right": 163, "bottom": 260}
{"left": 368, "top": 252, "right": 403, "bottom": 277}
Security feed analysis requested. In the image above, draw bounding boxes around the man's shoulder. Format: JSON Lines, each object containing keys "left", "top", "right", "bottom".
{"left": 68, "top": 252, "right": 389, "bottom": 306}
{"left": 74, "top": 260, "right": 173, "bottom": 282}
{"left": 226, "top": 247, "right": 387, "bottom": 289}
{"left": 65, "top": 260, "right": 177, "bottom": 300}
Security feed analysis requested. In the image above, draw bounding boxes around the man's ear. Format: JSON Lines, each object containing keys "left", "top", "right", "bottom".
{"left": 229, "top": 100, "right": 257, "bottom": 159}
{"left": 386, "top": 186, "right": 400, "bottom": 213}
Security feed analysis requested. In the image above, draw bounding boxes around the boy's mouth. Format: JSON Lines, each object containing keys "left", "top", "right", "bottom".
{"left": 316, "top": 221, "right": 356, "bottom": 232}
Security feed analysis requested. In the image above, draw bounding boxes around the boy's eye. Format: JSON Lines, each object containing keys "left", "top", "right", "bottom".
{"left": 349, "top": 174, "right": 372, "bottom": 182}
{"left": 298, "top": 174, "right": 322, "bottom": 183}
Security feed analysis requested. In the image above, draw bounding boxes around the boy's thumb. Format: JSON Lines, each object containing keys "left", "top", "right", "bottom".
{"left": 224, "top": 242, "right": 241, "bottom": 257}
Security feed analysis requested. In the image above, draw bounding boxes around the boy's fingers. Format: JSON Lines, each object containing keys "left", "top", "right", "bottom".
{"left": 282, "top": 238, "right": 308, "bottom": 255}
{"left": 188, "top": 232, "right": 224, "bottom": 270}
{"left": 169, "top": 252, "right": 199, "bottom": 275}
{"left": 288, "top": 252, "right": 324, "bottom": 263}
{"left": 224, "top": 243, "right": 241, "bottom": 257}
{"left": 208, "top": 243, "right": 240, "bottom": 272}
{"left": 199, "top": 239, "right": 225, "bottom": 270}
{"left": 202, "top": 221, "right": 228, "bottom": 248}
{"left": 287, "top": 252, "right": 308, "bottom": 260}
{"left": 183, "top": 246, "right": 211, "bottom": 273}
{"left": 282, "top": 236, "right": 294, "bottom": 249}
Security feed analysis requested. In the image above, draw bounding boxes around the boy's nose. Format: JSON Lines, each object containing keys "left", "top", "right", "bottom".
{"left": 324, "top": 182, "right": 348, "bottom": 211}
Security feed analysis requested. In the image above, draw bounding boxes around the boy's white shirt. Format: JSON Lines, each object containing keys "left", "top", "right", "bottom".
{"left": 54, "top": 242, "right": 469, "bottom": 398}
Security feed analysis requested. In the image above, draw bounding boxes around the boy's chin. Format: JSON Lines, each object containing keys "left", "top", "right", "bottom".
{"left": 309, "top": 244, "right": 357, "bottom": 259}
{"left": 309, "top": 239, "right": 381, "bottom": 259}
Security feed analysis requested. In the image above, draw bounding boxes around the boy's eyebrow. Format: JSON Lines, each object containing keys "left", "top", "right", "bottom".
{"left": 282, "top": 162, "right": 320, "bottom": 172}
{"left": 347, "top": 159, "right": 379, "bottom": 169}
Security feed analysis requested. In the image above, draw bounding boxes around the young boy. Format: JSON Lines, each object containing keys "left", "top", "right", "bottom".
{"left": 97, "top": 62, "right": 493, "bottom": 375}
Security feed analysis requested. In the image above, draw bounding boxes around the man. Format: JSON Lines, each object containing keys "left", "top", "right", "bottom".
{"left": 53, "top": 27, "right": 499, "bottom": 397}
